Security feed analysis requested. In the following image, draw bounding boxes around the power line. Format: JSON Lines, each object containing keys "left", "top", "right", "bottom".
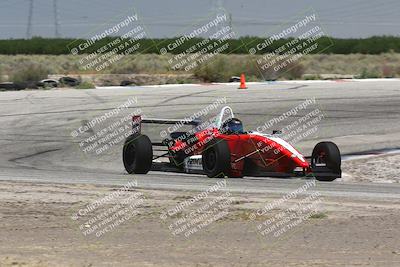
{"left": 53, "top": 0, "right": 60, "bottom": 37}
{"left": 213, "top": 0, "right": 225, "bottom": 35}
{"left": 26, "top": 0, "right": 33, "bottom": 39}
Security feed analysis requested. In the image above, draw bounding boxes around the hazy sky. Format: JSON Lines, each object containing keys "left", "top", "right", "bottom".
{"left": 0, "top": 0, "right": 399, "bottom": 39}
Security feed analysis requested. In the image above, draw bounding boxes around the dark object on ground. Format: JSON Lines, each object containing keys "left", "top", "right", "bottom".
{"left": 59, "top": 77, "right": 80, "bottom": 87}
{"left": 37, "top": 79, "right": 58, "bottom": 88}
{"left": 0, "top": 82, "right": 27, "bottom": 91}
{"left": 228, "top": 76, "right": 241, "bottom": 82}
{"left": 26, "top": 82, "right": 39, "bottom": 89}
{"left": 120, "top": 80, "right": 136, "bottom": 86}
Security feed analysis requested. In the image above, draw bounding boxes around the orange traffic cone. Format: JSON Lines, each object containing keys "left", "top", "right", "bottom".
{"left": 238, "top": 73, "right": 247, "bottom": 89}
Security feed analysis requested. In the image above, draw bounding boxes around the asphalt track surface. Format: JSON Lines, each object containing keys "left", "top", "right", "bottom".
{"left": 1, "top": 80, "right": 400, "bottom": 199}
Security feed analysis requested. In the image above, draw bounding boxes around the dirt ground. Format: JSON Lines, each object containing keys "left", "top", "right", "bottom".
{"left": 343, "top": 154, "right": 400, "bottom": 183}
{"left": 1, "top": 180, "right": 400, "bottom": 267}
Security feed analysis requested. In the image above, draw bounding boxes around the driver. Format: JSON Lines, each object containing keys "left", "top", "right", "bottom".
{"left": 221, "top": 118, "right": 244, "bottom": 134}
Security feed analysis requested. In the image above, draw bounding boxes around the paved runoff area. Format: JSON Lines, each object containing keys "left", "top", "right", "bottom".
{"left": 1, "top": 80, "right": 400, "bottom": 266}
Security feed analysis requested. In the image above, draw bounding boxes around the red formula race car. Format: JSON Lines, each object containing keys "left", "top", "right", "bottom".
{"left": 123, "top": 107, "right": 342, "bottom": 181}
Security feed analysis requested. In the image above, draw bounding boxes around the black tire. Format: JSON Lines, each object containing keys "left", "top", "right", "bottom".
{"left": 311, "top": 141, "right": 341, "bottom": 181}
{"left": 202, "top": 139, "right": 231, "bottom": 178}
{"left": 120, "top": 80, "right": 136, "bottom": 86}
{"left": 0, "top": 82, "right": 27, "bottom": 91}
{"left": 38, "top": 80, "right": 58, "bottom": 88}
{"left": 123, "top": 134, "right": 153, "bottom": 174}
{"left": 59, "top": 77, "right": 80, "bottom": 87}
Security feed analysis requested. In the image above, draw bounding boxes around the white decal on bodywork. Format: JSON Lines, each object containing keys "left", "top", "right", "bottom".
{"left": 251, "top": 132, "right": 306, "bottom": 162}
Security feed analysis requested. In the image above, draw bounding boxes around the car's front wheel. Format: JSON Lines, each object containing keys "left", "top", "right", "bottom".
{"left": 311, "top": 141, "right": 341, "bottom": 182}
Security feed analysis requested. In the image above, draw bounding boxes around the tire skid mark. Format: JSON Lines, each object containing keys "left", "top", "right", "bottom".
{"left": 156, "top": 89, "right": 215, "bottom": 105}
{"left": 342, "top": 148, "right": 400, "bottom": 161}
{"left": 9, "top": 148, "right": 61, "bottom": 163}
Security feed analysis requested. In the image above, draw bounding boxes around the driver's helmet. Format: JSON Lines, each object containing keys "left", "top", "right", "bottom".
{"left": 222, "top": 118, "right": 244, "bottom": 134}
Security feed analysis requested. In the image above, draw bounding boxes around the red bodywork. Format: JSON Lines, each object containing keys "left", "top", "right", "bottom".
{"left": 169, "top": 127, "right": 310, "bottom": 177}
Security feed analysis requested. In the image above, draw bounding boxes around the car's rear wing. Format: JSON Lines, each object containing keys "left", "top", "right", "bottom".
{"left": 132, "top": 115, "right": 201, "bottom": 134}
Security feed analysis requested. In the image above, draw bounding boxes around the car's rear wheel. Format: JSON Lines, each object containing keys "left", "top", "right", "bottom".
{"left": 311, "top": 141, "right": 341, "bottom": 181}
{"left": 202, "top": 139, "right": 231, "bottom": 178}
{"left": 123, "top": 134, "right": 153, "bottom": 174}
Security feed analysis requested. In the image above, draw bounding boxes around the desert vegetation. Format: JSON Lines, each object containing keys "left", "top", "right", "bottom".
{"left": 1, "top": 53, "right": 400, "bottom": 84}
{"left": 1, "top": 36, "right": 400, "bottom": 55}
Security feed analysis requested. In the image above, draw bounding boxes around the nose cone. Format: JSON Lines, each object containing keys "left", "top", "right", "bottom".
{"left": 291, "top": 154, "right": 309, "bottom": 168}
